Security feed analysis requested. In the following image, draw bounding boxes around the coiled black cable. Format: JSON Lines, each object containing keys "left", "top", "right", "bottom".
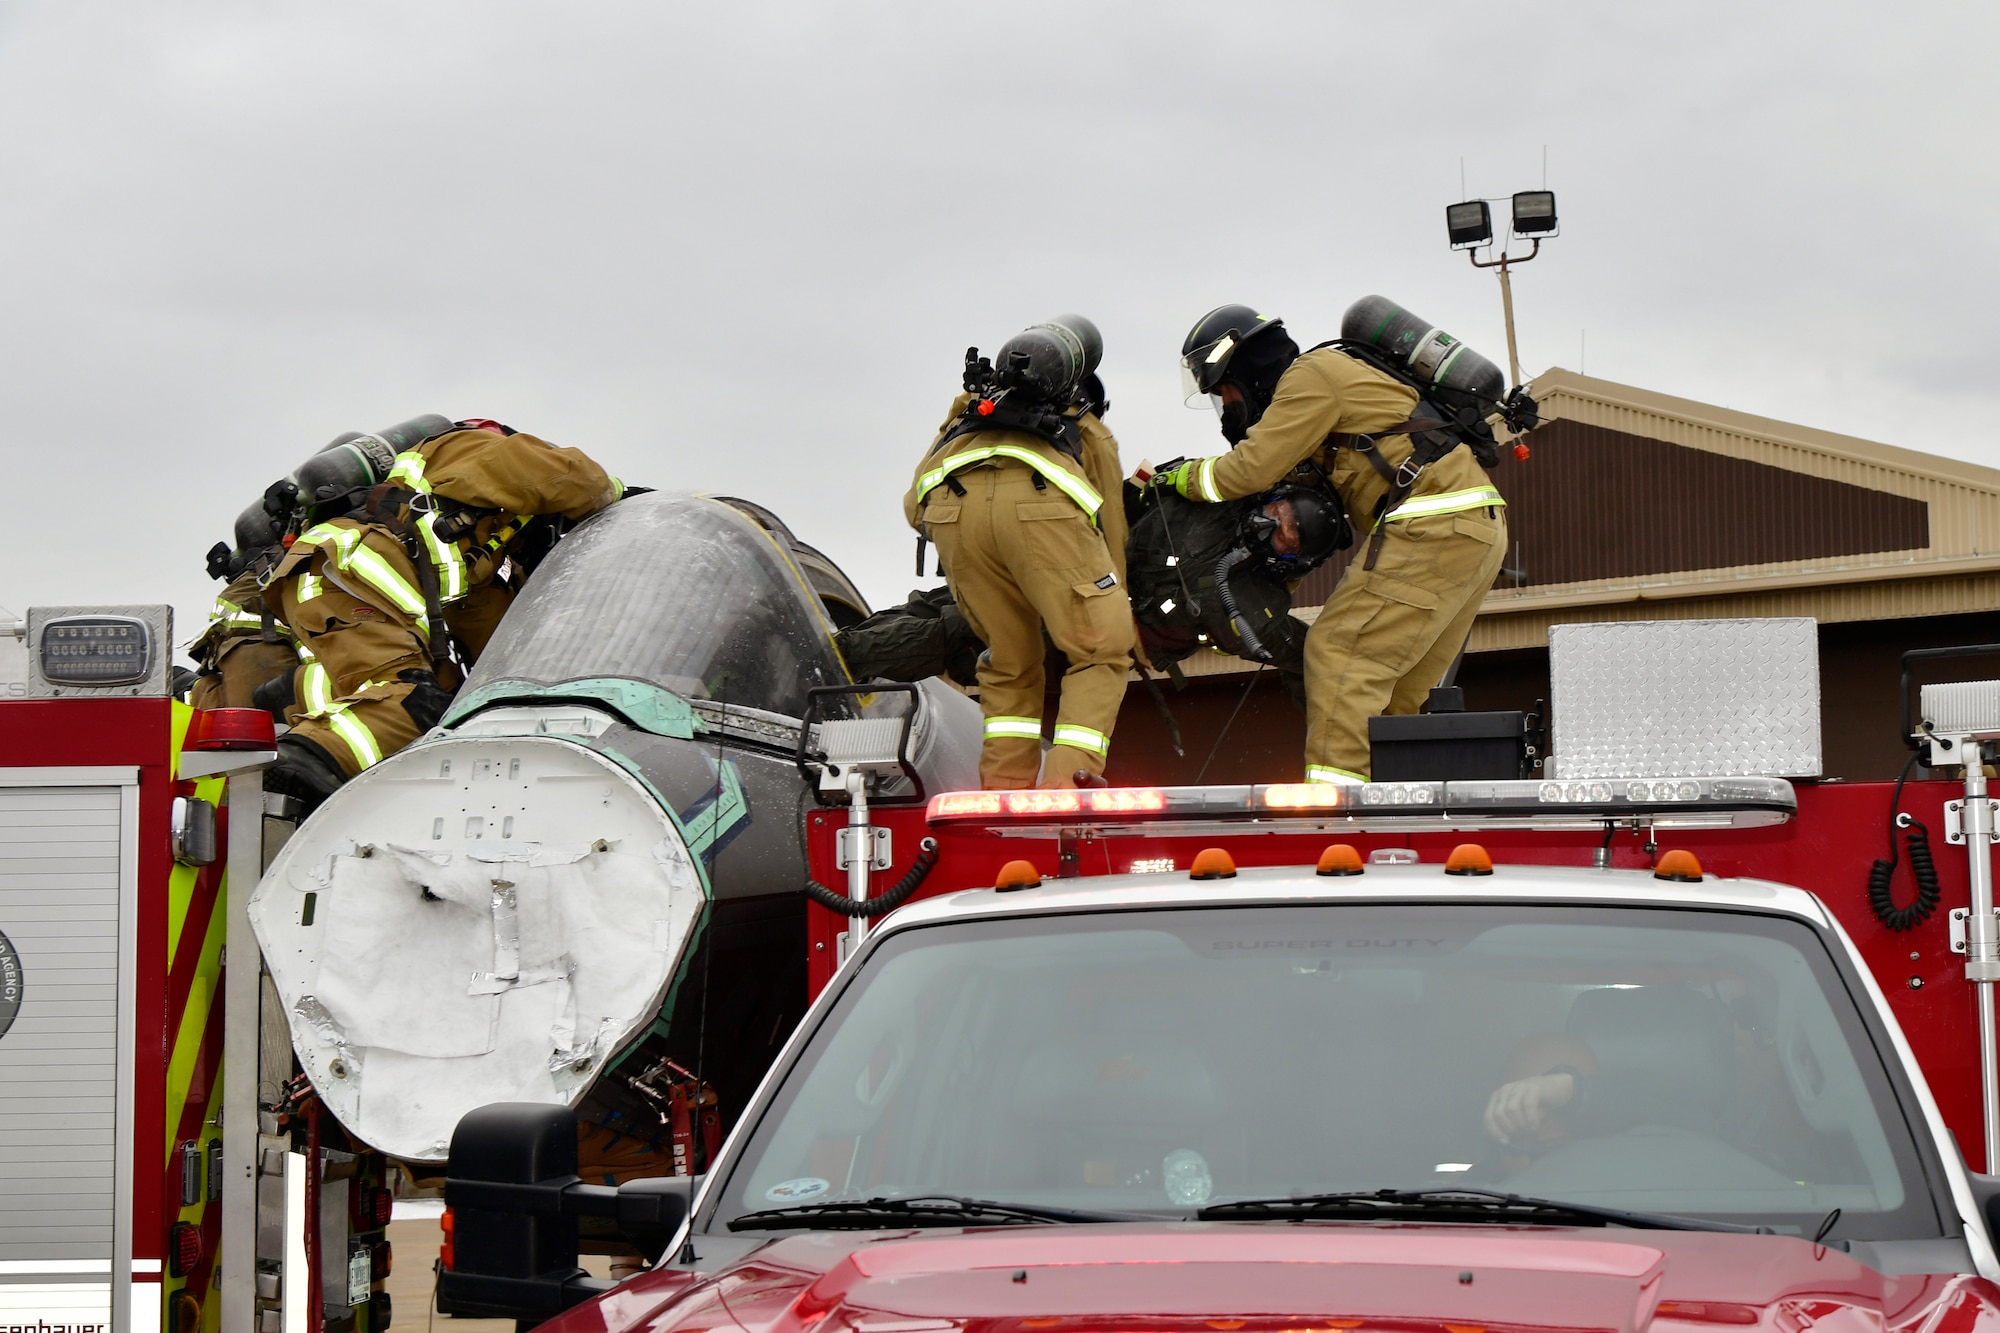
{"left": 803, "top": 837, "right": 939, "bottom": 918}
{"left": 1868, "top": 753, "right": 1943, "bottom": 931}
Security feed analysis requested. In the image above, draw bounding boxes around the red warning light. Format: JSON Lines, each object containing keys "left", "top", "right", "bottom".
{"left": 169, "top": 1221, "right": 203, "bottom": 1277}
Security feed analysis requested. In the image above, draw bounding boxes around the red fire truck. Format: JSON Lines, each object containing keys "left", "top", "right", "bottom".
{"left": 428, "top": 622, "right": 2000, "bottom": 1330}
{"left": 0, "top": 605, "right": 393, "bottom": 1333}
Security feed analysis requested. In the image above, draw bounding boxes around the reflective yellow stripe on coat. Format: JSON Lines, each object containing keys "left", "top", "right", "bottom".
{"left": 917, "top": 444, "right": 1103, "bottom": 519}
{"left": 293, "top": 524, "right": 429, "bottom": 630}
{"left": 1380, "top": 485, "right": 1506, "bottom": 524}
{"left": 386, "top": 450, "right": 472, "bottom": 604}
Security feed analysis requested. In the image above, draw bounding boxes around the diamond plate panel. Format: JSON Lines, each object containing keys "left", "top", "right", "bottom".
{"left": 1548, "top": 618, "right": 1821, "bottom": 778}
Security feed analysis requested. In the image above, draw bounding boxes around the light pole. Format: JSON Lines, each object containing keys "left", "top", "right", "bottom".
{"left": 1445, "top": 191, "right": 1559, "bottom": 388}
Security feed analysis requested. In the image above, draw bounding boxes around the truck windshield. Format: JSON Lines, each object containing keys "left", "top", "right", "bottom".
{"left": 722, "top": 904, "right": 1937, "bottom": 1238}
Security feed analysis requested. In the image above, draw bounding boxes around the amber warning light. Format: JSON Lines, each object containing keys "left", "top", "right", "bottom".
{"left": 923, "top": 777, "right": 1795, "bottom": 836}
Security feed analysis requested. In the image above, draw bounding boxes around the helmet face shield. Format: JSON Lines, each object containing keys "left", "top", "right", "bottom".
{"left": 1180, "top": 331, "right": 1240, "bottom": 403}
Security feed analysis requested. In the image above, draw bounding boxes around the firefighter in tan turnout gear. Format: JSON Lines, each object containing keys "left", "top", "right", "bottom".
{"left": 186, "top": 568, "right": 307, "bottom": 711}
{"left": 256, "top": 415, "right": 622, "bottom": 810}
{"left": 1157, "top": 302, "right": 1521, "bottom": 784}
{"left": 904, "top": 316, "right": 1136, "bottom": 790}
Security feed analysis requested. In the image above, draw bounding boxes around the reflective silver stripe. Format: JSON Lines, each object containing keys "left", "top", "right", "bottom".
{"left": 321, "top": 705, "right": 383, "bottom": 770}
{"left": 1381, "top": 485, "right": 1506, "bottom": 523}
{"left": 300, "top": 663, "right": 332, "bottom": 715}
{"left": 917, "top": 445, "right": 1102, "bottom": 516}
{"left": 296, "top": 570, "right": 323, "bottom": 602}
{"left": 386, "top": 450, "right": 472, "bottom": 602}
{"left": 1306, "top": 765, "right": 1367, "bottom": 784}
{"left": 1051, "top": 724, "right": 1110, "bottom": 757}
{"left": 983, "top": 716, "right": 1043, "bottom": 740}
{"left": 414, "top": 512, "right": 467, "bottom": 601}
{"left": 298, "top": 523, "right": 429, "bottom": 623}
{"left": 1195, "top": 456, "right": 1225, "bottom": 503}
{"left": 339, "top": 544, "right": 428, "bottom": 619}
{"left": 388, "top": 451, "right": 428, "bottom": 490}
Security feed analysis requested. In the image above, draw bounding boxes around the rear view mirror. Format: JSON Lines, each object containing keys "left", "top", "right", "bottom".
{"left": 436, "top": 1103, "right": 697, "bottom": 1323}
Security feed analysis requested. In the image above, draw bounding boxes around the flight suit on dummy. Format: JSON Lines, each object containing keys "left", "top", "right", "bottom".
{"left": 1182, "top": 349, "right": 1506, "bottom": 782}
{"left": 904, "top": 394, "right": 1135, "bottom": 789}
{"left": 264, "top": 426, "right": 620, "bottom": 788}
{"left": 187, "top": 569, "right": 306, "bottom": 711}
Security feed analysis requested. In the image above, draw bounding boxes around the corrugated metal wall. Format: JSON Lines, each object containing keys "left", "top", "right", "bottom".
{"left": 1484, "top": 419, "right": 1928, "bottom": 584}
{"left": 1272, "top": 372, "right": 2000, "bottom": 660}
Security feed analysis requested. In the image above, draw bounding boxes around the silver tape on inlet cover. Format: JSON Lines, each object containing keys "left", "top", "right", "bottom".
{"left": 1548, "top": 618, "right": 1821, "bottom": 779}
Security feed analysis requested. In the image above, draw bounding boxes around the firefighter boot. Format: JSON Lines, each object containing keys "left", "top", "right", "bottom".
{"left": 266, "top": 734, "right": 348, "bottom": 816}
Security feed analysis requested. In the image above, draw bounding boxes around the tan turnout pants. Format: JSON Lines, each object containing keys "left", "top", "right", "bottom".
{"left": 270, "top": 535, "right": 441, "bottom": 778}
{"left": 922, "top": 464, "right": 1135, "bottom": 789}
{"left": 1304, "top": 507, "right": 1507, "bottom": 781}
{"left": 189, "top": 636, "right": 301, "bottom": 711}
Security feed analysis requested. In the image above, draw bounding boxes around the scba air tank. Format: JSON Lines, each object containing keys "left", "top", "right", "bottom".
{"left": 1341, "top": 295, "right": 1507, "bottom": 409}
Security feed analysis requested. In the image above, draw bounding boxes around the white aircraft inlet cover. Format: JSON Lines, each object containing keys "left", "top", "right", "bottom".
{"left": 1548, "top": 618, "right": 1822, "bottom": 779}
{"left": 250, "top": 733, "right": 703, "bottom": 1161}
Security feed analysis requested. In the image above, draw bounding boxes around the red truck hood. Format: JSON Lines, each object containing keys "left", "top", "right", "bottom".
{"left": 545, "top": 1224, "right": 2000, "bottom": 1333}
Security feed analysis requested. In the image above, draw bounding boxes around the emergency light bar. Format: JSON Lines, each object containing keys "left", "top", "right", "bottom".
{"left": 925, "top": 776, "right": 1795, "bottom": 837}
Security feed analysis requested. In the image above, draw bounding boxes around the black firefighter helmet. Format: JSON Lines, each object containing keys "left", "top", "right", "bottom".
{"left": 1180, "top": 304, "right": 1300, "bottom": 441}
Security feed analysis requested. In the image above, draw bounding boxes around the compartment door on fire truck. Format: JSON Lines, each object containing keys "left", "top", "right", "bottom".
{"left": 0, "top": 767, "right": 137, "bottom": 1332}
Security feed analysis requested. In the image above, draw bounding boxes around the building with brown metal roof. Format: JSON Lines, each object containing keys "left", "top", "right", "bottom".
{"left": 1107, "top": 370, "right": 2000, "bottom": 785}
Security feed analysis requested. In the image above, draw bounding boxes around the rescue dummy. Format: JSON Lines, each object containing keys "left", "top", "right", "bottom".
{"left": 242, "top": 416, "right": 622, "bottom": 810}
{"left": 1125, "top": 481, "right": 1347, "bottom": 704}
{"left": 1157, "top": 300, "right": 1536, "bottom": 783}
{"left": 903, "top": 317, "right": 1136, "bottom": 789}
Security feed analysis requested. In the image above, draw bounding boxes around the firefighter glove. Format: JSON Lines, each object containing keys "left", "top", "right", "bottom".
{"left": 1154, "top": 459, "right": 1211, "bottom": 502}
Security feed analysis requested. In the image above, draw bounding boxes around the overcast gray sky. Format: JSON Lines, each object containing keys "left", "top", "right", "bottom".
{"left": 1, "top": 1, "right": 1994, "bottom": 648}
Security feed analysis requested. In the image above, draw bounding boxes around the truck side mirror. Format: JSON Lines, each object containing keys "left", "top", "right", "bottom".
{"left": 437, "top": 1103, "right": 606, "bottom": 1322}
{"left": 436, "top": 1102, "right": 700, "bottom": 1322}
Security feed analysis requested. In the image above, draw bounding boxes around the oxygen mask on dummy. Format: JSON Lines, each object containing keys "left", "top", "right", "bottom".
{"left": 1240, "top": 484, "right": 1348, "bottom": 581}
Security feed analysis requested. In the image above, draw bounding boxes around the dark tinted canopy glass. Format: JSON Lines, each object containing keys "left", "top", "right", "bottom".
{"left": 462, "top": 492, "right": 850, "bottom": 718}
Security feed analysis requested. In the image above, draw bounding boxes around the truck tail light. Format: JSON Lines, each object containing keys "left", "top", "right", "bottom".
{"left": 168, "top": 1290, "right": 201, "bottom": 1333}
{"left": 372, "top": 1239, "right": 392, "bottom": 1279}
{"left": 353, "top": 1184, "right": 393, "bottom": 1231}
{"left": 169, "top": 1220, "right": 203, "bottom": 1277}
{"left": 438, "top": 1207, "right": 455, "bottom": 1271}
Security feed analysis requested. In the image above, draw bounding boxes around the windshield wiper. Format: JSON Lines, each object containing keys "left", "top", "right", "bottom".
{"left": 1196, "top": 1187, "right": 1769, "bottom": 1234}
{"left": 728, "top": 1194, "right": 1145, "bottom": 1231}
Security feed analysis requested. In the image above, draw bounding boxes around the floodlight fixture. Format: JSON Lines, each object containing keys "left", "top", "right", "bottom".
{"left": 1445, "top": 200, "right": 1493, "bottom": 250}
{"left": 1511, "top": 190, "right": 1559, "bottom": 238}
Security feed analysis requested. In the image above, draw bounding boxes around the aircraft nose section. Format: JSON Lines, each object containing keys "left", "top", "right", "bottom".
{"left": 249, "top": 730, "right": 702, "bottom": 1161}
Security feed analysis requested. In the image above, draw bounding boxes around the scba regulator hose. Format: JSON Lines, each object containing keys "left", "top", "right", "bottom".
{"left": 804, "top": 837, "right": 940, "bottom": 918}
{"left": 1869, "top": 755, "right": 1943, "bottom": 931}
